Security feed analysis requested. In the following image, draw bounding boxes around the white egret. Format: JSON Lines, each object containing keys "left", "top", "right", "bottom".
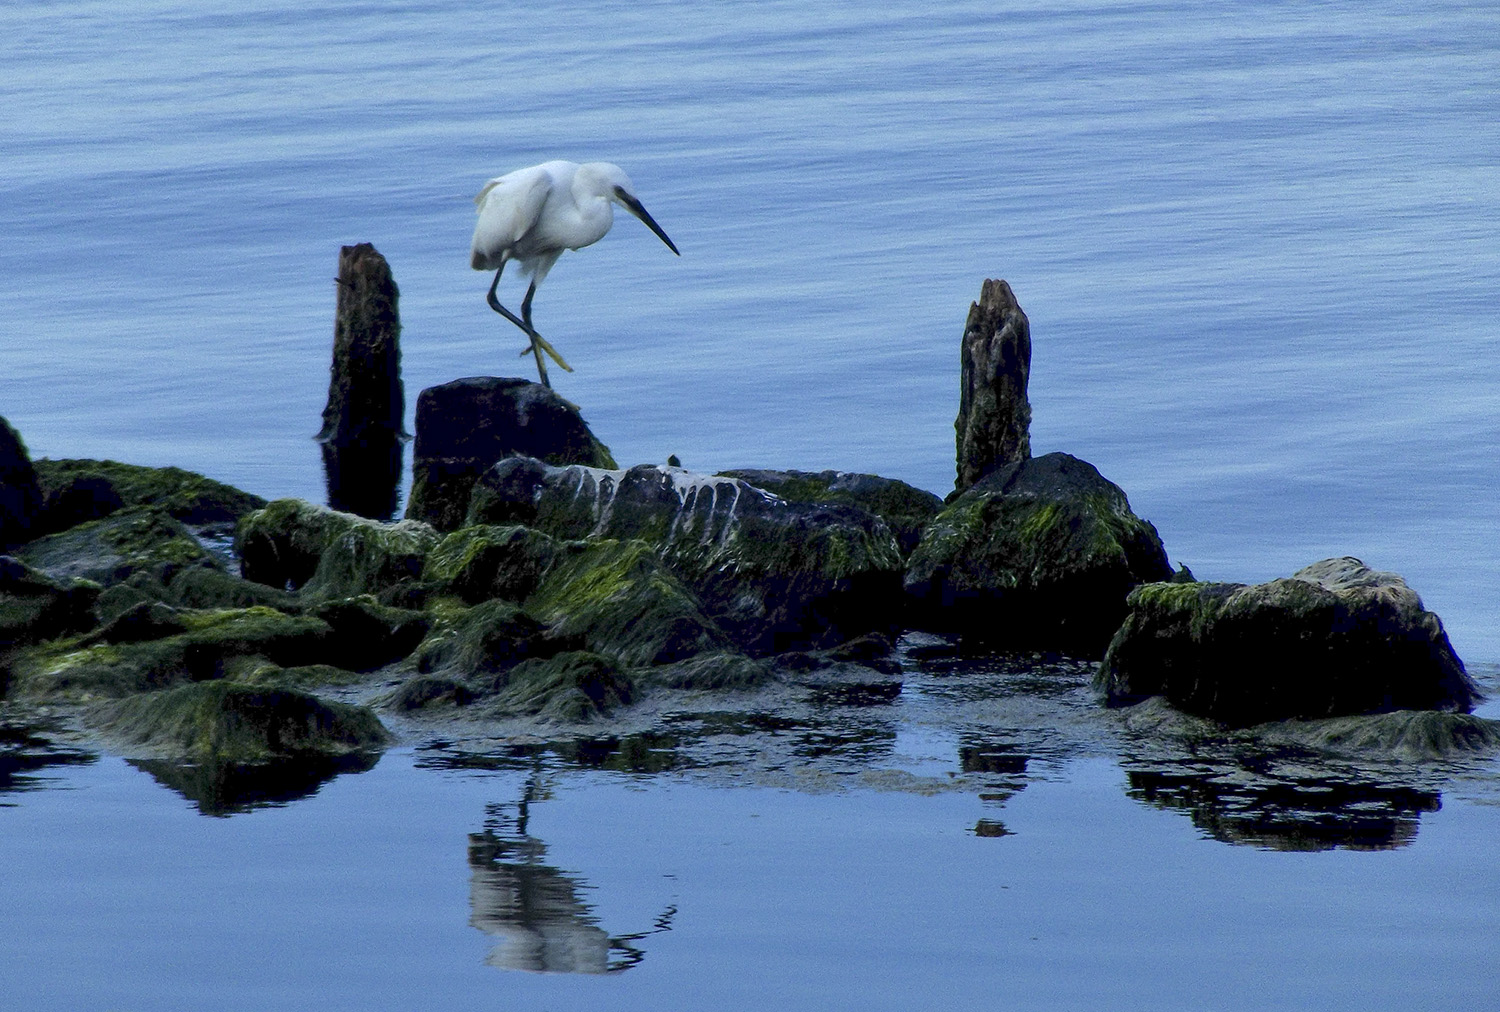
{"left": 470, "top": 160, "right": 680, "bottom": 388}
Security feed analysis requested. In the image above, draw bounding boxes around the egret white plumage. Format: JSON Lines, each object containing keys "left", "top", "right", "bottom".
{"left": 470, "top": 160, "right": 680, "bottom": 388}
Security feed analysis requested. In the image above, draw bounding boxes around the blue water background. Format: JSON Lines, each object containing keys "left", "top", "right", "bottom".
{"left": 3, "top": 0, "right": 1497, "bottom": 662}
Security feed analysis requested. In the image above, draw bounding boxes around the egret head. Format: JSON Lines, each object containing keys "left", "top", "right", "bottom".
{"left": 585, "top": 162, "right": 680, "bottom": 256}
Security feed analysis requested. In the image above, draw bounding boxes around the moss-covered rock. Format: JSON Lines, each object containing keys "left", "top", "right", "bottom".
{"left": 904, "top": 452, "right": 1173, "bottom": 655}
{"left": 17, "top": 505, "right": 218, "bottom": 588}
{"left": 423, "top": 524, "right": 564, "bottom": 603}
{"left": 484, "top": 650, "right": 634, "bottom": 721}
{"left": 383, "top": 675, "right": 478, "bottom": 711}
{"left": 1097, "top": 557, "right": 1479, "bottom": 726}
{"left": 8, "top": 606, "right": 333, "bottom": 701}
{"left": 1, "top": 555, "right": 100, "bottom": 652}
{"left": 525, "top": 539, "right": 731, "bottom": 666}
{"left": 236, "top": 499, "right": 439, "bottom": 599}
{"left": 91, "top": 680, "right": 388, "bottom": 760}
{"left": 469, "top": 459, "right": 906, "bottom": 653}
{"left": 644, "top": 651, "right": 776, "bottom": 691}
{"left": 410, "top": 598, "right": 569, "bottom": 678}
{"left": 31, "top": 458, "right": 266, "bottom": 533}
{"left": 718, "top": 469, "right": 943, "bottom": 555}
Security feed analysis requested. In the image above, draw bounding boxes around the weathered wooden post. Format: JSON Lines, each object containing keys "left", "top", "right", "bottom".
{"left": 318, "top": 243, "right": 405, "bottom": 519}
{"left": 954, "top": 278, "right": 1031, "bottom": 494}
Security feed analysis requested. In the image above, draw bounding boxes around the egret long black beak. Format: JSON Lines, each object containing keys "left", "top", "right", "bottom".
{"left": 615, "top": 186, "right": 680, "bottom": 255}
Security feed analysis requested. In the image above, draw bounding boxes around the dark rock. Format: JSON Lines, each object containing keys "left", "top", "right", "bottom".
{"left": 0, "top": 418, "right": 43, "bottom": 549}
{"left": 318, "top": 243, "right": 406, "bottom": 447}
{"left": 31, "top": 459, "right": 266, "bottom": 530}
{"left": 384, "top": 675, "right": 477, "bottom": 711}
{"left": 905, "top": 452, "right": 1173, "bottom": 655}
{"left": 716, "top": 469, "right": 943, "bottom": 555}
{"left": 405, "top": 377, "right": 615, "bottom": 531}
{"left": 311, "top": 596, "right": 430, "bottom": 672}
{"left": 236, "top": 499, "right": 439, "bottom": 599}
{"left": 469, "top": 459, "right": 906, "bottom": 653}
{"left": 92, "top": 601, "right": 190, "bottom": 644}
{"left": 955, "top": 279, "right": 1031, "bottom": 493}
{"left": 91, "top": 680, "right": 388, "bottom": 760}
{"left": 0, "top": 555, "right": 100, "bottom": 651}
{"left": 1096, "top": 557, "right": 1480, "bottom": 726}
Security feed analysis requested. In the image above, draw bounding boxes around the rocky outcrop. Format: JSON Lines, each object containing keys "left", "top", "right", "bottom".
{"left": 955, "top": 279, "right": 1031, "bottom": 493}
{"left": 236, "top": 498, "right": 439, "bottom": 600}
{"left": 405, "top": 377, "right": 616, "bottom": 531}
{"left": 31, "top": 458, "right": 266, "bottom": 531}
{"left": 716, "top": 468, "right": 942, "bottom": 555}
{"left": 1096, "top": 557, "right": 1480, "bottom": 726}
{"left": 905, "top": 452, "right": 1173, "bottom": 655}
{"left": 467, "top": 459, "right": 907, "bottom": 653}
{"left": 0, "top": 417, "right": 42, "bottom": 550}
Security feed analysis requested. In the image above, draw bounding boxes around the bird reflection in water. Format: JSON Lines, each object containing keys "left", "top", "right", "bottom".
{"left": 467, "top": 773, "right": 676, "bottom": 973}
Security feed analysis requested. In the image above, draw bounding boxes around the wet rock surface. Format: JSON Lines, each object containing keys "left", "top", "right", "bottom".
{"left": 1096, "top": 557, "right": 1479, "bottom": 725}
{"left": 405, "top": 377, "right": 616, "bottom": 531}
{"left": 954, "top": 278, "right": 1032, "bottom": 493}
{"left": 0, "top": 417, "right": 43, "bottom": 550}
{"left": 905, "top": 452, "right": 1174, "bottom": 655}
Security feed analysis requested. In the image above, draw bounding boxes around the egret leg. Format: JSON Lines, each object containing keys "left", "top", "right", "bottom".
{"left": 519, "top": 280, "right": 574, "bottom": 374}
{"left": 487, "top": 266, "right": 550, "bottom": 388}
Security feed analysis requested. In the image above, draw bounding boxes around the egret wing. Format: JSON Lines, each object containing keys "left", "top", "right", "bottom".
{"left": 470, "top": 168, "right": 551, "bottom": 270}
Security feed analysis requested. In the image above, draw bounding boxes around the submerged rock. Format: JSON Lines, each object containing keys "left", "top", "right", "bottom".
{"left": 1096, "top": 557, "right": 1479, "bottom": 726}
{"left": 91, "top": 680, "right": 388, "bottom": 761}
{"left": 904, "top": 452, "right": 1173, "bottom": 655}
{"left": 955, "top": 279, "right": 1032, "bottom": 493}
{"left": 405, "top": 377, "right": 616, "bottom": 531}
{"left": 468, "top": 459, "right": 906, "bottom": 653}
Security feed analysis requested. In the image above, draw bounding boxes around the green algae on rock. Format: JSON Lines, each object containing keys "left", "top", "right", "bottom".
{"left": 1097, "top": 557, "right": 1479, "bottom": 726}
{"left": 904, "top": 452, "right": 1172, "bottom": 656}
{"left": 31, "top": 458, "right": 266, "bottom": 531}
{"left": 91, "top": 679, "right": 388, "bottom": 761}
{"left": 714, "top": 469, "right": 943, "bottom": 556}
{"left": 483, "top": 650, "right": 634, "bottom": 721}
{"left": 236, "top": 499, "right": 439, "bottom": 599}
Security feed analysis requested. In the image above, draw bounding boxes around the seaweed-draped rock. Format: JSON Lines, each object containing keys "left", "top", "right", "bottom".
{"left": 904, "top": 452, "right": 1172, "bottom": 655}
{"left": 468, "top": 459, "right": 906, "bottom": 653}
{"left": 0, "top": 417, "right": 43, "bottom": 550}
{"left": 31, "top": 458, "right": 267, "bottom": 533}
{"left": 716, "top": 469, "right": 943, "bottom": 556}
{"left": 236, "top": 498, "right": 439, "bottom": 600}
{"left": 1096, "top": 557, "right": 1479, "bottom": 726}
{"left": 405, "top": 377, "right": 616, "bottom": 531}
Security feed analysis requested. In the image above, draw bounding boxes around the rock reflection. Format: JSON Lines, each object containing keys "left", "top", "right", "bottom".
{"left": 130, "top": 752, "right": 381, "bottom": 817}
{"left": 0, "top": 718, "right": 95, "bottom": 801}
{"left": 468, "top": 776, "right": 674, "bottom": 973}
{"left": 1123, "top": 761, "right": 1441, "bottom": 851}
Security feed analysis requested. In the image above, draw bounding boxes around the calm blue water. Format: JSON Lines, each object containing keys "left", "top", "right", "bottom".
{"left": 3, "top": 3, "right": 1499, "bottom": 1005}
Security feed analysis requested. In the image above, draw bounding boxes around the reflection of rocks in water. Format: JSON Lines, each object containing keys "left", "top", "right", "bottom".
{"left": 1123, "top": 760, "right": 1441, "bottom": 852}
{"left": 129, "top": 751, "right": 380, "bottom": 817}
{"left": 419, "top": 732, "right": 682, "bottom": 775}
{"left": 468, "top": 788, "right": 674, "bottom": 974}
{"left": 0, "top": 718, "right": 95, "bottom": 799}
{"left": 973, "top": 818, "right": 1011, "bottom": 838}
